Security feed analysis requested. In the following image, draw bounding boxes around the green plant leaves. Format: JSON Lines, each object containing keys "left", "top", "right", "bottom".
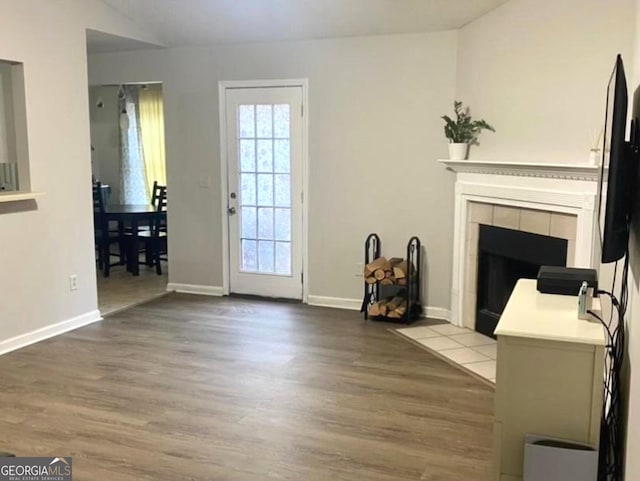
{"left": 442, "top": 101, "right": 495, "bottom": 144}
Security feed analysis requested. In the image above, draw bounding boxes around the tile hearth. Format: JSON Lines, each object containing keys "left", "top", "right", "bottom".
{"left": 395, "top": 324, "right": 497, "bottom": 383}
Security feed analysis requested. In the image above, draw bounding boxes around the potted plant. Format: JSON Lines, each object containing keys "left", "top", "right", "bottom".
{"left": 442, "top": 101, "right": 495, "bottom": 160}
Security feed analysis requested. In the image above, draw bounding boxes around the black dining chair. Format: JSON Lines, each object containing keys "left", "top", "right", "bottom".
{"left": 151, "top": 181, "right": 167, "bottom": 207}
{"left": 130, "top": 181, "right": 167, "bottom": 234}
{"left": 138, "top": 186, "right": 168, "bottom": 275}
{"left": 93, "top": 181, "right": 125, "bottom": 277}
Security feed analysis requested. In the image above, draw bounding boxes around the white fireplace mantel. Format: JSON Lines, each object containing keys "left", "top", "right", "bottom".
{"left": 438, "top": 159, "right": 600, "bottom": 181}
{"left": 440, "top": 159, "right": 600, "bottom": 328}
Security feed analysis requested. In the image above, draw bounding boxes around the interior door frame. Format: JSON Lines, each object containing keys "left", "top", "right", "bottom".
{"left": 218, "top": 79, "right": 309, "bottom": 302}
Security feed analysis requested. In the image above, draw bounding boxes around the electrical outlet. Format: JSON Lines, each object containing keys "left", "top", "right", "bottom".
{"left": 355, "top": 262, "right": 364, "bottom": 277}
{"left": 69, "top": 275, "right": 78, "bottom": 291}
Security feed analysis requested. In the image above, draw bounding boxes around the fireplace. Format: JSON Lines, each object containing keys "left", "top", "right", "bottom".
{"left": 475, "top": 225, "right": 568, "bottom": 338}
{"left": 438, "top": 158, "right": 599, "bottom": 329}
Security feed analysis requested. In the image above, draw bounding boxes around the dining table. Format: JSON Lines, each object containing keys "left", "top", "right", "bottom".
{"left": 104, "top": 203, "right": 166, "bottom": 276}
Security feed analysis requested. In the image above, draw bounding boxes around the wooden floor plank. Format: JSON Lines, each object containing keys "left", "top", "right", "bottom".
{"left": 0, "top": 294, "right": 493, "bottom": 480}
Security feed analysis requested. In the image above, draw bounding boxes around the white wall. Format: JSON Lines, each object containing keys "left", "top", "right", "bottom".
{"left": 88, "top": 32, "right": 459, "bottom": 310}
{"left": 458, "top": 2, "right": 640, "bottom": 476}
{"left": 0, "top": 62, "right": 16, "bottom": 166}
{"left": 0, "top": 0, "right": 160, "bottom": 346}
{"left": 457, "top": 0, "right": 636, "bottom": 163}
{"left": 89, "top": 85, "right": 120, "bottom": 200}
{"left": 623, "top": 3, "right": 640, "bottom": 479}
{"left": 625, "top": 234, "right": 640, "bottom": 478}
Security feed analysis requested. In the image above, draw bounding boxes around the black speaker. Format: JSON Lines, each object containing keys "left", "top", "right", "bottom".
{"left": 536, "top": 266, "right": 598, "bottom": 296}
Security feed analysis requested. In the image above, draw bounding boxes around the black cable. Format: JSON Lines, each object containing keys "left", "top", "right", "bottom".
{"left": 588, "top": 310, "right": 612, "bottom": 335}
{"left": 597, "top": 245, "right": 629, "bottom": 481}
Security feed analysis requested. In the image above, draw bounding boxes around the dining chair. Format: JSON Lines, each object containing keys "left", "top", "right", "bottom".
{"left": 138, "top": 186, "right": 168, "bottom": 275}
{"left": 132, "top": 181, "right": 167, "bottom": 234}
{"left": 151, "top": 181, "right": 167, "bottom": 207}
{"left": 93, "top": 181, "right": 125, "bottom": 277}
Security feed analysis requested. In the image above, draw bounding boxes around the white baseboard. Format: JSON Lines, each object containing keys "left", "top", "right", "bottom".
{"left": 307, "top": 295, "right": 362, "bottom": 310}
{"left": 0, "top": 310, "right": 102, "bottom": 356}
{"left": 308, "top": 295, "right": 451, "bottom": 321}
{"left": 167, "top": 283, "right": 225, "bottom": 296}
{"left": 307, "top": 295, "right": 451, "bottom": 321}
{"left": 163, "top": 288, "right": 452, "bottom": 322}
{"left": 423, "top": 306, "right": 452, "bottom": 321}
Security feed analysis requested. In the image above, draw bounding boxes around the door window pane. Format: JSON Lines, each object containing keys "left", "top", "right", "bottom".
{"left": 256, "top": 105, "right": 273, "bottom": 137}
{"left": 273, "top": 105, "right": 290, "bottom": 138}
{"left": 258, "top": 207, "right": 274, "bottom": 239}
{"left": 242, "top": 239, "right": 257, "bottom": 271}
{"left": 257, "top": 139, "right": 273, "bottom": 172}
{"left": 241, "top": 207, "right": 257, "bottom": 239}
{"left": 274, "top": 174, "right": 290, "bottom": 207}
{"left": 274, "top": 140, "right": 290, "bottom": 173}
{"left": 239, "top": 105, "right": 255, "bottom": 138}
{"left": 240, "top": 140, "right": 256, "bottom": 171}
{"left": 235, "top": 99, "right": 294, "bottom": 278}
{"left": 257, "top": 174, "right": 273, "bottom": 206}
{"left": 274, "top": 208, "right": 291, "bottom": 241}
{"left": 241, "top": 173, "right": 256, "bottom": 205}
{"left": 258, "top": 240, "right": 274, "bottom": 273}
{"left": 275, "top": 242, "right": 291, "bottom": 275}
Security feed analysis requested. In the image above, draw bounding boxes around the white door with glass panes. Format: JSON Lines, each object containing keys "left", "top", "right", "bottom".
{"left": 225, "top": 86, "right": 304, "bottom": 299}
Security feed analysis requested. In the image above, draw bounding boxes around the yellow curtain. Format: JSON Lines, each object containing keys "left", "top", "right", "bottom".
{"left": 138, "top": 84, "right": 167, "bottom": 196}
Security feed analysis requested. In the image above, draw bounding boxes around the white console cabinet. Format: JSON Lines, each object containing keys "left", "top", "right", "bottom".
{"left": 492, "top": 279, "right": 605, "bottom": 481}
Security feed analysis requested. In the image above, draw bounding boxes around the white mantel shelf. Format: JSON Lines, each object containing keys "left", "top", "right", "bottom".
{"left": 0, "top": 191, "right": 45, "bottom": 203}
{"left": 438, "top": 159, "right": 600, "bottom": 181}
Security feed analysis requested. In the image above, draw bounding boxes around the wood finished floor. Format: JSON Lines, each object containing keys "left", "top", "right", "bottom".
{"left": 97, "top": 262, "right": 168, "bottom": 317}
{"left": 0, "top": 294, "right": 494, "bottom": 480}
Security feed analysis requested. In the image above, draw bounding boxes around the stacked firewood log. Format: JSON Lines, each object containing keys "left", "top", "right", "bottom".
{"left": 364, "top": 257, "right": 411, "bottom": 318}
{"left": 367, "top": 295, "right": 407, "bottom": 319}
{"left": 364, "top": 257, "right": 409, "bottom": 286}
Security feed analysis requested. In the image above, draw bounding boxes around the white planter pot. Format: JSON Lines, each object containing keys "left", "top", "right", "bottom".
{"left": 449, "top": 143, "right": 469, "bottom": 160}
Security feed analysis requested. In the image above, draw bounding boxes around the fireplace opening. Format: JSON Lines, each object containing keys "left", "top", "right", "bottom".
{"left": 476, "top": 225, "right": 567, "bottom": 338}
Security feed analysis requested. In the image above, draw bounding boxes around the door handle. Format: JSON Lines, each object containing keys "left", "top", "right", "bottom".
{"left": 227, "top": 206, "right": 236, "bottom": 215}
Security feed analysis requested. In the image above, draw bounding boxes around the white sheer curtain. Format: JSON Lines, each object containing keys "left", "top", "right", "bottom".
{"left": 119, "top": 85, "right": 149, "bottom": 204}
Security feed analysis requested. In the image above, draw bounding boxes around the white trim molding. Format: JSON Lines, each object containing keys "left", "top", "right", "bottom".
{"left": 167, "top": 283, "right": 225, "bottom": 296}
{"left": 438, "top": 159, "right": 600, "bottom": 181}
{"left": 0, "top": 191, "right": 45, "bottom": 203}
{"left": 218, "top": 79, "right": 310, "bottom": 302}
{"left": 423, "top": 307, "right": 451, "bottom": 321}
{"left": 308, "top": 295, "right": 450, "bottom": 322}
{"left": 0, "top": 310, "right": 102, "bottom": 356}
{"left": 441, "top": 159, "right": 599, "bottom": 327}
{"left": 307, "top": 295, "right": 362, "bottom": 310}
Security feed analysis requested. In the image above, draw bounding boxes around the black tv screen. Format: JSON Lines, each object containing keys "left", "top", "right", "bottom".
{"left": 598, "top": 54, "right": 635, "bottom": 264}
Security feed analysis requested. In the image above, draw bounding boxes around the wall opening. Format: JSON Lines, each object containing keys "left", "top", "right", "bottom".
{"left": 0, "top": 59, "right": 29, "bottom": 193}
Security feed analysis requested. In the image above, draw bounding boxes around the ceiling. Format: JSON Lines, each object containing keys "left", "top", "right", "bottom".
{"left": 86, "top": 30, "right": 163, "bottom": 54}
{"left": 93, "top": 0, "right": 510, "bottom": 51}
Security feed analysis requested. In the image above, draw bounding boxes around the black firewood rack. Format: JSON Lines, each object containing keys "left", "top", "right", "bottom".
{"left": 360, "top": 233, "right": 422, "bottom": 323}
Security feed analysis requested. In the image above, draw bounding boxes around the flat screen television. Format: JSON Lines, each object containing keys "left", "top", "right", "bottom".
{"left": 597, "top": 54, "right": 638, "bottom": 263}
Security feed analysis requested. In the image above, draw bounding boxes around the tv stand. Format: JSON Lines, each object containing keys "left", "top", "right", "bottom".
{"left": 492, "top": 279, "right": 605, "bottom": 480}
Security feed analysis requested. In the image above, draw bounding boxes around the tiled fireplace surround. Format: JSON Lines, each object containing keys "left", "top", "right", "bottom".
{"left": 462, "top": 203, "right": 578, "bottom": 328}
{"left": 439, "top": 160, "right": 600, "bottom": 330}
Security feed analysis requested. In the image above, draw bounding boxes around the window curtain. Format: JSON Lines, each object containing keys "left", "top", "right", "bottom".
{"left": 138, "top": 85, "right": 166, "bottom": 194}
{"left": 119, "top": 85, "right": 149, "bottom": 204}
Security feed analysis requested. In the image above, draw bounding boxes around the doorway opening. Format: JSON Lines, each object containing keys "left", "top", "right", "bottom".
{"left": 89, "top": 82, "right": 168, "bottom": 316}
